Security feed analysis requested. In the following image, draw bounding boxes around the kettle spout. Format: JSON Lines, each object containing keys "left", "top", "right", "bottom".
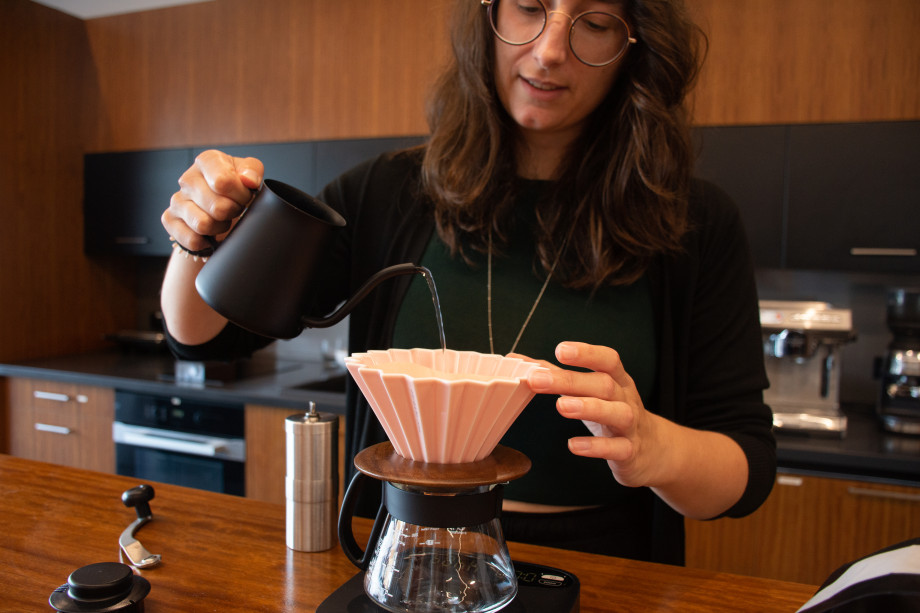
{"left": 301, "top": 263, "right": 427, "bottom": 329}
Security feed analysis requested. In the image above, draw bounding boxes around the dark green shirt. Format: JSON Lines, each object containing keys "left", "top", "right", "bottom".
{"left": 393, "top": 185, "right": 656, "bottom": 505}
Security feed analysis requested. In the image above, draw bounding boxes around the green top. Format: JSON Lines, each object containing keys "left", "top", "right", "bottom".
{"left": 393, "top": 184, "right": 656, "bottom": 505}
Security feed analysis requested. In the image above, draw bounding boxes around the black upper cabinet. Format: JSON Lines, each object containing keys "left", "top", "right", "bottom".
{"left": 312, "top": 136, "right": 426, "bottom": 195}
{"left": 693, "top": 126, "right": 787, "bottom": 269}
{"left": 84, "top": 148, "right": 192, "bottom": 257}
{"left": 785, "top": 121, "right": 920, "bottom": 273}
{"left": 83, "top": 126, "right": 917, "bottom": 273}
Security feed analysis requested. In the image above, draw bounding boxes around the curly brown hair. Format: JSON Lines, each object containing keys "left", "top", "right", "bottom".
{"left": 421, "top": 0, "right": 707, "bottom": 289}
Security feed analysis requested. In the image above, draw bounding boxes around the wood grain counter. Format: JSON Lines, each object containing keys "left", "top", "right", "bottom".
{"left": 0, "top": 455, "right": 817, "bottom": 612}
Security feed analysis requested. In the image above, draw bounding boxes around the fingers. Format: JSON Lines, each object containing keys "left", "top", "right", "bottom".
{"left": 557, "top": 396, "right": 636, "bottom": 439}
{"left": 568, "top": 433, "right": 634, "bottom": 462}
{"left": 162, "top": 150, "right": 264, "bottom": 251}
{"left": 555, "top": 341, "right": 632, "bottom": 388}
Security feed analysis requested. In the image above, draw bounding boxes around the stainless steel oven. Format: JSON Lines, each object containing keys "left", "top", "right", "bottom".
{"left": 113, "top": 391, "right": 245, "bottom": 496}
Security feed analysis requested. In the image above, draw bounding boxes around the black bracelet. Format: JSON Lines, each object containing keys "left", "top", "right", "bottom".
{"left": 169, "top": 236, "right": 217, "bottom": 260}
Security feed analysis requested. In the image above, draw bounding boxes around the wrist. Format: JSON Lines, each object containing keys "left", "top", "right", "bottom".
{"left": 169, "top": 235, "right": 217, "bottom": 261}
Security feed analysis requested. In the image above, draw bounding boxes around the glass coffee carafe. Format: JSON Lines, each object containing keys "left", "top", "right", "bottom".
{"left": 339, "top": 443, "right": 532, "bottom": 613}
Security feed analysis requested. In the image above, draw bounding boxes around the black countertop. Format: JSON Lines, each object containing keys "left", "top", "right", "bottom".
{"left": 0, "top": 348, "right": 347, "bottom": 413}
{"left": 776, "top": 404, "right": 920, "bottom": 485}
{"left": 2, "top": 349, "right": 919, "bottom": 486}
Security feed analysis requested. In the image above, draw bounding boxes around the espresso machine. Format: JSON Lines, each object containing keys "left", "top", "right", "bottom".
{"left": 760, "top": 301, "right": 856, "bottom": 436}
{"left": 877, "top": 288, "right": 920, "bottom": 434}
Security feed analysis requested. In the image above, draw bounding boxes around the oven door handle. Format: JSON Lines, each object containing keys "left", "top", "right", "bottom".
{"left": 113, "top": 422, "right": 232, "bottom": 458}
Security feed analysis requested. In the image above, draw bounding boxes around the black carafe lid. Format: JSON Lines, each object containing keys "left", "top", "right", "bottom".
{"left": 49, "top": 562, "right": 150, "bottom": 612}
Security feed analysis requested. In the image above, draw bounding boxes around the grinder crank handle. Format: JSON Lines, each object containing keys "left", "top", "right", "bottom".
{"left": 119, "top": 484, "right": 161, "bottom": 569}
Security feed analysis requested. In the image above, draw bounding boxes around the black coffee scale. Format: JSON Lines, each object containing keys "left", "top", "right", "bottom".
{"left": 317, "top": 560, "right": 580, "bottom": 612}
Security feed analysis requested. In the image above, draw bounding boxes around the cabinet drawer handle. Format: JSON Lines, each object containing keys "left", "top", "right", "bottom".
{"left": 33, "top": 391, "right": 70, "bottom": 403}
{"left": 847, "top": 487, "right": 920, "bottom": 503}
{"left": 849, "top": 247, "right": 917, "bottom": 257}
{"left": 35, "top": 423, "right": 72, "bottom": 435}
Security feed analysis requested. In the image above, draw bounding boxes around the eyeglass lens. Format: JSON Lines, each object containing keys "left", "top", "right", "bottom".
{"left": 488, "top": 0, "right": 631, "bottom": 66}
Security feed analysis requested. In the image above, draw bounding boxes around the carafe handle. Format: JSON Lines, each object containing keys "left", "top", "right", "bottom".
{"left": 338, "top": 471, "right": 387, "bottom": 570}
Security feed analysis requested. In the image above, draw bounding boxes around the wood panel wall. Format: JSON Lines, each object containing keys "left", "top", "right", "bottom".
{"left": 689, "top": 0, "right": 920, "bottom": 125}
{"left": 79, "top": 0, "right": 920, "bottom": 153}
{"left": 82, "top": 0, "right": 452, "bottom": 151}
{"left": 3, "top": 0, "right": 919, "bottom": 364}
{"left": 1, "top": 1, "right": 136, "bottom": 364}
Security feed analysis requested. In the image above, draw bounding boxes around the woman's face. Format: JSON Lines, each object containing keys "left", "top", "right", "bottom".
{"left": 493, "top": 0, "right": 628, "bottom": 146}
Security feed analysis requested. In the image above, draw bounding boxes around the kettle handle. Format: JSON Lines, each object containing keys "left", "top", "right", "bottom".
{"left": 338, "top": 471, "right": 388, "bottom": 570}
{"left": 302, "top": 263, "right": 426, "bottom": 329}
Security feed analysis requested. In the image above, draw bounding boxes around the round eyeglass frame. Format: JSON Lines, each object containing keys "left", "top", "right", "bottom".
{"left": 482, "top": 0, "right": 638, "bottom": 67}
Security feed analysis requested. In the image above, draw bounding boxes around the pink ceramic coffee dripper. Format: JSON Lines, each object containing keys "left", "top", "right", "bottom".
{"left": 339, "top": 348, "right": 547, "bottom": 613}
{"left": 344, "top": 348, "right": 546, "bottom": 463}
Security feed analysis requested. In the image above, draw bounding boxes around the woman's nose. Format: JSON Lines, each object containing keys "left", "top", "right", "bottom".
{"left": 532, "top": 13, "right": 571, "bottom": 67}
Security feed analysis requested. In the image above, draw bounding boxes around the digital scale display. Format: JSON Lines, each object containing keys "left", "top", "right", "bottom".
{"left": 514, "top": 561, "right": 575, "bottom": 589}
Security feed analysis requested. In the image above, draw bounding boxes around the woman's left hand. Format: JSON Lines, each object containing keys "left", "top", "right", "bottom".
{"left": 519, "top": 341, "right": 749, "bottom": 519}
{"left": 522, "top": 341, "right": 668, "bottom": 489}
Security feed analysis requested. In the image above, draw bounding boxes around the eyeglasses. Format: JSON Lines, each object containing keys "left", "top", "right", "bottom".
{"left": 482, "top": 0, "right": 637, "bottom": 67}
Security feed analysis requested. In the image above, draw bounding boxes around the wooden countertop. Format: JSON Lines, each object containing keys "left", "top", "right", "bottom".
{"left": 0, "top": 455, "right": 817, "bottom": 612}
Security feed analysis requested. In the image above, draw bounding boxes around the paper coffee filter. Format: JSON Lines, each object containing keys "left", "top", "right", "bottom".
{"left": 345, "top": 348, "right": 546, "bottom": 463}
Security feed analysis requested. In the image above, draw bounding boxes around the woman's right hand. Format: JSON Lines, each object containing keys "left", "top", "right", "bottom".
{"left": 161, "top": 149, "right": 265, "bottom": 252}
{"left": 160, "top": 150, "right": 265, "bottom": 345}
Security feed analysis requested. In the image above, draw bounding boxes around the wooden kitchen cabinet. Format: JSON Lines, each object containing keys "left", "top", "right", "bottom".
{"left": 245, "top": 403, "right": 344, "bottom": 505}
{"left": 5, "top": 378, "right": 115, "bottom": 473}
{"left": 686, "top": 472, "right": 920, "bottom": 585}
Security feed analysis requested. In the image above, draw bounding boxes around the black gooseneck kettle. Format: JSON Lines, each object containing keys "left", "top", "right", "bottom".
{"left": 194, "top": 179, "right": 424, "bottom": 339}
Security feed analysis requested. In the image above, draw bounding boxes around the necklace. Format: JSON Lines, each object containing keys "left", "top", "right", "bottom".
{"left": 487, "top": 227, "right": 569, "bottom": 355}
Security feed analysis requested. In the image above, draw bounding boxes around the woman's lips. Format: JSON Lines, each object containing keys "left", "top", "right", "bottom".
{"left": 521, "top": 76, "right": 566, "bottom": 99}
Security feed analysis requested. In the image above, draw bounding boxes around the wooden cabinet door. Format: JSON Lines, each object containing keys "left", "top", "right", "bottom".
{"left": 7, "top": 378, "right": 36, "bottom": 458}
{"left": 245, "top": 404, "right": 344, "bottom": 505}
{"left": 5, "top": 378, "right": 115, "bottom": 473}
{"left": 686, "top": 473, "right": 920, "bottom": 585}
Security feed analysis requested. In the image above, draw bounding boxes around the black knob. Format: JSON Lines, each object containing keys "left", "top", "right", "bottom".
{"left": 121, "top": 484, "right": 155, "bottom": 519}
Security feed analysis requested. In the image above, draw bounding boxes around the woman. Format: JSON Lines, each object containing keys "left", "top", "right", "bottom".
{"left": 161, "top": 0, "right": 774, "bottom": 565}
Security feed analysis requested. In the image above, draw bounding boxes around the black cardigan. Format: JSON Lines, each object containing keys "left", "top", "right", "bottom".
{"left": 167, "top": 148, "right": 776, "bottom": 565}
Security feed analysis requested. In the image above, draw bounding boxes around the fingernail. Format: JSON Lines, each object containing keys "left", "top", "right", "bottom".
{"left": 557, "top": 397, "right": 582, "bottom": 415}
{"left": 568, "top": 438, "right": 590, "bottom": 452}
{"left": 240, "top": 168, "right": 261, "bottom": 186}
{"left": 556, "top": 342, "right": 577, "bottom": 361}
{"left": 529, "top": 370, "right": 553, "bottom": 390}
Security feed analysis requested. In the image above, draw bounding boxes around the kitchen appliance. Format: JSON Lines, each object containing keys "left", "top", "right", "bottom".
{"left": 324, "top": 442, "right": 580, "bottom": 613}
{"left": 194, "top": 178, "right": 429, "bottom": 340}
{"left": 318, "top": 349, "right": 580, "bottom": 613}
{"left": 760, "top": 300, "right": 856, "bottom": 435}
{"left": 285, "top": 402, "right": 339, "bottom": 552}
{"left": 113, "top": 391, "right": 245, "bottom": 496}
{"left": 877, "top": 288, "right": 920, "bottom": 434}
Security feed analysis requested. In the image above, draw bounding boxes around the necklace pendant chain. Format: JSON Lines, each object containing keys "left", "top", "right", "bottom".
{"left": 487, "top": 228, "right": 568, "bottom": 355}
